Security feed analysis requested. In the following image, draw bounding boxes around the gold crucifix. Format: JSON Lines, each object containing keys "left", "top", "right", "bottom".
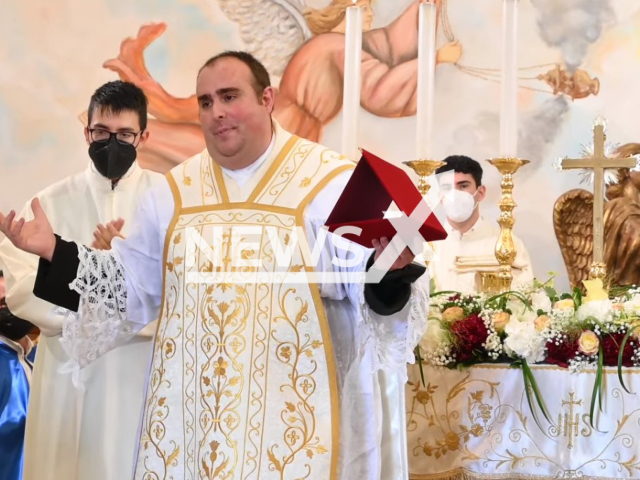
{"left": 560, "top": 123, "right": 637, "bottom": 279}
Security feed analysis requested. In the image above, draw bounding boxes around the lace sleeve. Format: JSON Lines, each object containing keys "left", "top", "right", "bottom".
{"left": 358, "top": 278, "right": 429, "bottom": 382}
{"left": 58, "top": 245, "right": 139, "bottom": 377}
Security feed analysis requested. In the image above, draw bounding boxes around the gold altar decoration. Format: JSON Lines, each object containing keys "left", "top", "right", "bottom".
{"left": 474, "top": 270, "right": 502, "bottom": 294}
{"left": 482, "top": 156, "right": 530, "bottom": 293}
{"left": 404, "top": 159, "right": 446, "bottom": 196}
{"left": 556, "top": 122, "right": 638, "bottom": 281}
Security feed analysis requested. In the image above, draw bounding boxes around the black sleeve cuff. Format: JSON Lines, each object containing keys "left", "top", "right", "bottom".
{"left": 364, "top": 252, "right": 427, "bottom": 316}
{"left": 33, "top": 235, "right": 81, "bottom": 312}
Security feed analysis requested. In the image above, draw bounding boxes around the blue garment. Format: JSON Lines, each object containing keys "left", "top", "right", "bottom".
{"left": 0, "top": 338, "right": 34, "bottom": 480}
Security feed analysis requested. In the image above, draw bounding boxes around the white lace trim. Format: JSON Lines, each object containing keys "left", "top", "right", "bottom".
{"left": 407, "top": 281, "right": 430, "bottom": 361}
{"left": 59, "top": 245, "right": 135, "bottom": 383}
{"left": 358, "top": 279, "right": 429, "bottom": 382}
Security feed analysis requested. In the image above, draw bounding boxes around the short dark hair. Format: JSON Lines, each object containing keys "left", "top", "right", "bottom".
{"left": 87, "top": 81, "right": 148, "bottom": 131}
{"left": 436, "top": 155, "right": 483, "bottom": 188}
{"left": 198, "top": 51, "right": 271, "bottom": 99}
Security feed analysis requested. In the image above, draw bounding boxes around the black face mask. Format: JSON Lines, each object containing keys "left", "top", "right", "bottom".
{"left": 0, "top": 306, "right": 34, "bottom": 341}
{"left": 88, "top": 137, "right": 137, "bottom": 180}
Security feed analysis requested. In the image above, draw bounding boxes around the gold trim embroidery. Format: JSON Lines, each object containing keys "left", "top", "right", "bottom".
{"left": 135, "top": 171, "right": 185, "bottom": 478}
{"left": 212, "top": 159, "right": 230, "bottom": 204}
{"left": 263, "top": 141, "right": 316, "bottom": 204}
{"left": 246, "top": 135, "right": 300, "bottom": 204}
{"left": 297, "top": 164, "right": 356, "bottom": 214}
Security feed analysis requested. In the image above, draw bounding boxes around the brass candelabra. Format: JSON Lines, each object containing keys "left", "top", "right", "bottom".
{"left": 483, "top": 156, "right": 530, "bottom": 293}
{"left": 403, "top": 159, "right": 446, "bottom": 195}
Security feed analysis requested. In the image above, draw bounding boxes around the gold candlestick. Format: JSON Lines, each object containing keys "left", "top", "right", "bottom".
{"left": 404, "top": 159, "right": 445, "bottom": 268}
{"left": 486, "top": 156, "right": 530, "bottom": 293}
{"left": 403, "top": 159, "right": 446, "bottom": 195}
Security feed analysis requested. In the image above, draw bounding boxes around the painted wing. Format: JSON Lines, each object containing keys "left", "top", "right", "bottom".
{"left": 553, "top": 189, "right": 593, "bottom": 288}
{"left": 215, "top": 0, "right": 312, "bottom": 76}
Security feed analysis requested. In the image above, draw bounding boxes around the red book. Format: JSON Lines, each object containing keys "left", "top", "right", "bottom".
{"left": 325, "top": 150, "right": 447, "bottom": 249}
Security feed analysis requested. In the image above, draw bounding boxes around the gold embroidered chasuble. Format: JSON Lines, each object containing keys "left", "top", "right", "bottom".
{"left": 133, "top": 129, "right": 355, "bottom": 479}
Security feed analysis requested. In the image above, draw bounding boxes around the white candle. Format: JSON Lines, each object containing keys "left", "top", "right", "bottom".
{"left": 416, "top": 1, "right": 437, "bottom": 159}
{"left": 499, "top": 0, "right": 518, "bottom": 158}
{"left": 341, "top": 1, "right": 363, "bottom": 161}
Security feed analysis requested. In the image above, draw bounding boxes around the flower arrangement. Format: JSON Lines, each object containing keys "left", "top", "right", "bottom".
{"left": 417, "top": 277, "right": 640, "bottom": 425}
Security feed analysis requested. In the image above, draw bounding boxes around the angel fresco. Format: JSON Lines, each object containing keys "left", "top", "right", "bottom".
{"left": 100, "top": 0, "right": 599, "bottom": 172}
{"left": 273, "top": 0, "right": 463, "bottom": 141}
{"left": 100, "top": 0, "right": 462, "bottom": 171}
{"left": 554, "top": 143, "right": 640, "bottom": 288}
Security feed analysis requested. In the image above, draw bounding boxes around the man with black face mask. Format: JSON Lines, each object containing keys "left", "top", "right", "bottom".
{"left": 0, "top": 81, "right": 166, "bottom": 480}
{"left": 0, "top": 270, "right": 36, "bottom": 480}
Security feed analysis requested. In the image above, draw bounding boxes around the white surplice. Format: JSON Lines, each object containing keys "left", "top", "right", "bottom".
{"left": 0, "top": 162, "right": 166, "bottom": 480}
{"left": 430, "top": 216, "right": 534, "bottom": 293}
{"left": 57, "top": 125, "right": 428, "bottom": 479}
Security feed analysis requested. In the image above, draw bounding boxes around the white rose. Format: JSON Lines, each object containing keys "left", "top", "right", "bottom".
{"left": 554, "top": 298, "right": 575, "bottom": 311}
{"left": 419, "top": 320, "right": 450, "bottom": 355}
{"left": 492, "top": 312, "right": 510, "bottom": 333}
{"left": 534, "top": 315, "right": 551, "bottom": 332}
{"left": 577, "top": 330, "right": 599, "bottom": 356}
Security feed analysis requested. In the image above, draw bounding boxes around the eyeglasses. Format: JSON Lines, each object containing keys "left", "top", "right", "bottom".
{"left": 87, "top": 128, "right": 142, "bottom": 146}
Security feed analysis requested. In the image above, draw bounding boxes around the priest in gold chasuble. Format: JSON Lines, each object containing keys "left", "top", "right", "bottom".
{"left": 0, "top": 52, "right": 429, "bottom": 480}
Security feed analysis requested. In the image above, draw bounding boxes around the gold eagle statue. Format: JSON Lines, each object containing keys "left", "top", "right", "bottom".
{"left": 554, "top": 143, "right": 640, "bottom": 288}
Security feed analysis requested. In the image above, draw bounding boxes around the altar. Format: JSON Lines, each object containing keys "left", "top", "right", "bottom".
{"left": 406, "top": 363, "right": 640, "bottom": 479}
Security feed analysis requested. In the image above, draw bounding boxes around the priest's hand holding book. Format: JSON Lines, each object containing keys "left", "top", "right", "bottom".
{"left": 372, "top": 237, "right": 417, "bottom": 271}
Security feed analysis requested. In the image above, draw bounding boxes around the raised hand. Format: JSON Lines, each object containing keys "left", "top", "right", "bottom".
{"left": 91, "top": 218, "right": 125, "bottom": 250}
{"left": 0, "top": 198, "right": 56, "bottom": 261}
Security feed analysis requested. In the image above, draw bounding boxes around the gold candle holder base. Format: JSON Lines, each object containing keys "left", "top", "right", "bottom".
{"left": 588, "top": 262, "right": 607, "bottom": 280}
{"left": 403, "top": 159, "right": 446, "bottom": 196}
{"left": 486, "top": 157, "right": 530, "bottom": 293}
{"left": 476, "top": 272, "right": 502, "bottom": 295}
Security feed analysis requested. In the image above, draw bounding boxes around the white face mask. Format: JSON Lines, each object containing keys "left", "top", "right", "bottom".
{"left": 442, "top": 189, "right": 478, "bottom": 223}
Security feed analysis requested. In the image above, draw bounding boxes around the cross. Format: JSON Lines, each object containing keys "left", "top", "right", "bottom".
{"left": 560, "top": 391, "right": 582, "bottom": 448}
{"left": 560, "top": 123, "right": 637, "bottom": 276}
{"left": 551, "top": 391, "right": 583, "bottom": 447}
